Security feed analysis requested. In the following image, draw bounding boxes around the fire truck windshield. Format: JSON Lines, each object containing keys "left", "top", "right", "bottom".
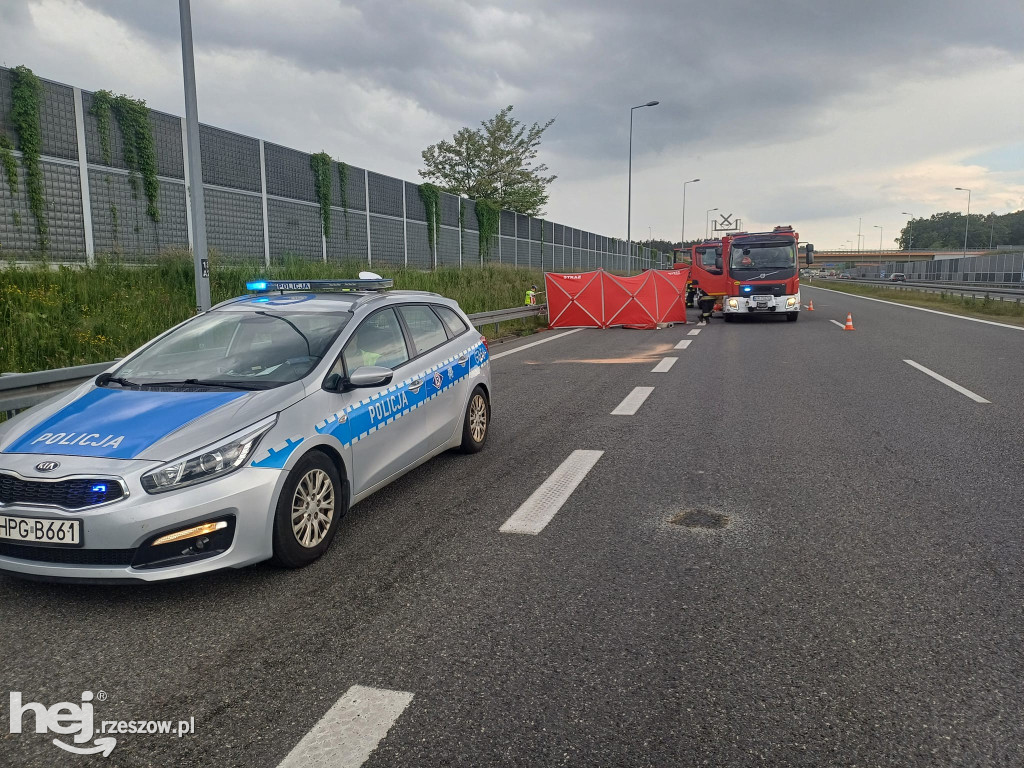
{"left": 730, "top": 242, "right": 795, "bottom": 271}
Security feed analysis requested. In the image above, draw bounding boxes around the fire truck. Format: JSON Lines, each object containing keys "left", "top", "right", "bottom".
{"left": 686, "top": 226, "right": 814, "bottom": 321}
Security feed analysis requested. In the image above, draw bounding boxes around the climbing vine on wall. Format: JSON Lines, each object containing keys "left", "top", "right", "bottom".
{"left": 11, "top": 65, "right": 47, "bottom": 249}
{"left": 0, "top": 135, "right": 17, "bottom": 197}
{"left": 91, "top": 90, "right": 160, "bottom": 223}
{"left": 418, "top": 183, "right": 441, "bottom": 263}
{"left": 475, "top": 198, "right": 500, "bottom": 261}
{"left": 310, "top": 152, "right": 332, "bottom": 240}
{"left": 336, "top": 160, "right": 349, "bottom": 239}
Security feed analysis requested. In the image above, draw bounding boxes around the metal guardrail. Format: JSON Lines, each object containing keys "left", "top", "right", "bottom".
{"left": 0, "top": 304, "right": 548, "bottom": 415}
{"left": 822, "top": 278, "right": 1024, "bottom": 297}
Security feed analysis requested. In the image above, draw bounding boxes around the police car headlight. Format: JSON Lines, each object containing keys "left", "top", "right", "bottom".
{"left": 141, "top": 415, "right": 277, "bottom": 494}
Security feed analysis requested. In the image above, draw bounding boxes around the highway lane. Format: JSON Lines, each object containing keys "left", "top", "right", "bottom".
{"left": 2, "top": 303, "right": 1023, "bottom": 767}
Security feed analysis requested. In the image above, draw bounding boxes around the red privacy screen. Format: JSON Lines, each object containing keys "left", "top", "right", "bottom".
{"left": 545, "top": 269, "right": 690, "bottom": 329}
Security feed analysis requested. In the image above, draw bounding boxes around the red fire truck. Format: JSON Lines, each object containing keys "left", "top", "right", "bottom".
{"left": 686, "top": 226, "right": 814, "bottom": 321}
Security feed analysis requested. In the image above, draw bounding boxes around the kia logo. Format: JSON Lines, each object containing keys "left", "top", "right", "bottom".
{"left": 35, "top": 461, "right": 60, "bottom": 472}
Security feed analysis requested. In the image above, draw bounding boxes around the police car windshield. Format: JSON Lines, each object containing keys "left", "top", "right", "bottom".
{"left": 111, "top": 309, "right": 351, "bottom": 389}
{"left": 730, "top": 242, "right": 795, "bottom": 270}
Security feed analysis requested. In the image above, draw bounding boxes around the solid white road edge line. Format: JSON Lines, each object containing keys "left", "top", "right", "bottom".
{"left": 903, "top": 360, "right": 991, "bottom": 403}
{"left": 489, "top": 328, "right": 584, "bottom": 360}
{"left": 276, "top": 685, "right": 414, "bottom": 768}
{"left": 828, "top": 319, "right": 845, "bottom": 328}
{"left": 611, "top": 386, "right": 655, "bottom": 416}
{"left": 806, "top": 285, "right": 1024, "bottom": 332}
{"left": 687, "top": 328, "right": 701, "bottom": 336}
{"left": 500, "top": 450, "right": 604, "bottom": 535}
{"left": 674, "top": 339, "right": 692, "bottom": 349}
{"left": 651, "top": 357, "right": 677, "bottom": 372}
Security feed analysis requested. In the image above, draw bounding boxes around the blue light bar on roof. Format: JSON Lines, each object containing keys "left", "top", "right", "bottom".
{"left": 245, "top": 278, "right": 393, "bottom": 293}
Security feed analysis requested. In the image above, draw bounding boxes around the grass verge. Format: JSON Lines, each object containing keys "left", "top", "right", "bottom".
{"left": 807, "top": 280, "right": 1024, "bottom": 327}
{"left": 0, "top": 253, "right": 546, "bottom": 373}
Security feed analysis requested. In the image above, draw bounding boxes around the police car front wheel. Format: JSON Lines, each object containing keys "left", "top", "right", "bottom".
{"left": 272, "top": 451, "right": 344, "bottom": 568}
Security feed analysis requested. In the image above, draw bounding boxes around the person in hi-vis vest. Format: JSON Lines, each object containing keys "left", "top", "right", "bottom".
{"left": 524, "top": 285, "right": 540, "bottom": 306}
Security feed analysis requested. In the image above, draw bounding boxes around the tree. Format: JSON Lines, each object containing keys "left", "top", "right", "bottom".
{"left": 419, "top": 106, "right": 556, "bottom": 216}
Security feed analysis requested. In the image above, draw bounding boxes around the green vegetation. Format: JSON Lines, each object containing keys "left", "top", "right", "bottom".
{"left": 336, "top": 160, "right": 349, "bottom": 239}
{"left": 419, "top": 105, "right": 556, "bottom": 216}
{"left": 898, "top": 209, "right": 1024, "bottom": 250}
{"left": 90, "top": 89, "right": 161, "bottom": 223}
{"left": 0, "top": 254, "right": 546, "bottom": 373}
{"left": 812, "top": 279, "right": 1024, "bottom": 326}
{"left": 475, "top": 198, "right": 500, "bottom": 261}
{"left": 0, "top": 135, "right": 17, "bottom": 197}
{"left": 11, "top": 65, "right": 47, "bottom": 250}
{"left": 310, "top": 151, "right": 332, "bottom": 240}
{"left": 418, "top": 182, "right": 441, "bottom": 264}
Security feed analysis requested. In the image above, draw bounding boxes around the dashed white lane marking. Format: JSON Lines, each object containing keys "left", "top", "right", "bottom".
{"left": 500, "top": 450, "right": 604, "bottom": 535}
{"left": 829, "top": 319, "right": 845, "bottom": 329}
{"left": 903, "top": 360, "right": 990, "bottom": 403}
{"left": 276, "top": 685, "right": 413, "bottom": 768}
{"left": 806, "top": 286, "right": 1024, "bottom": 332}
{"left": 611, "top": 386, "right": 654, "bottom": 416}
{"left": 651, "top": 357, "right": 677, "bottom": 372}
{"left": 674, "top": 339, "right": 692, "bottom": 349}
{"left": 489, "top": 328, "right": 584, "bottom": 360}
{"left": 687, "top": 328, "right": 701, "bottom": 336}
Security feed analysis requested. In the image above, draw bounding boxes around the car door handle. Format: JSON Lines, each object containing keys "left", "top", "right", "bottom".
{"left": 458, "top": 354, "right": 468, "bottom": 364}
{"left": 409, "top": 379, "right": 423, "bottom": 393}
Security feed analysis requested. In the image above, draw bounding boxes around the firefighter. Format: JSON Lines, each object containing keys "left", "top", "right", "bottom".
{"left": 697, "top": 293, "right": 717, "bottom": 324}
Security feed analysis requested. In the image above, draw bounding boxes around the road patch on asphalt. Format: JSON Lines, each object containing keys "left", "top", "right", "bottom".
{"left": 670, "top": 509, "right": 730, "bottom": 529}
{"left": 276, "top": 685, "right": 413, "bottom": 768}
{"left": 500, "top": 450, "right": 604, "bottom": 535}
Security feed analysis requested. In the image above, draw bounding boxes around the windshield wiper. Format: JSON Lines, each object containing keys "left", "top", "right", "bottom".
{"left": 97, "top": 373, "right": 139, "bottom": 388}
{"left": 143, "top": 379, "right": 267, "bottom": 391}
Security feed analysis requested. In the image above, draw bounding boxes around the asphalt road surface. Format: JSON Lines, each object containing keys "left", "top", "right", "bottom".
{"left": 3, "top": 286, "right": 1023, "bottom": 767}
{"left": 818, "top": 277, "right": 1024, "bottom": 303}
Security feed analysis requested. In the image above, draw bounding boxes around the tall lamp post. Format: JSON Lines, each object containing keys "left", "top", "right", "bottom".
{"left": 873, "top": 224, "right": 883, "bottom": 251}
{"left": 626, "top": 100, "right": 659, "bottom": 274}
{"left": 680, "top": 177, "right": 700, "bottom": 251}
{"left": 178, "top": 0, "right": 211, "bottom": 312}
{"left": 705, "top": 207, "right": 718, "bottom": 239}
{"left": 955, "top": 187, "right": 971, "bottom": 257}
{"left": 901, "top": 212, "right": 914, "bottom": 250}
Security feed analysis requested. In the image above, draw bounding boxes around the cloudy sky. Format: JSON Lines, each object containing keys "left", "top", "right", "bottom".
{"left": 2, "top": 0, "right": 1022, "bottom": 250}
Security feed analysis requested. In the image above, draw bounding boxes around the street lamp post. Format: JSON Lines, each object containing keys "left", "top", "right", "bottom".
{"left": 680, "top": 177, "right": 699, "bottom": 251}
{"left": 901, "top": 212, "right": 914, "bottom": 250}
{"left": 989, "top": 213, "right": 995, "bottom": 248}
{"left": 873, "top": 224, "right": 883, "bottom": 251}
{"left": 705, "top": 207, "right": 718, "bottom": 239}
{"left": 955, "top": 187, "right": 971, "bottom": 257}
{"left": 627, "top": 100, "right": 659, "bottom": 274}
{"left": 857, "top": 217, "right": 862, "bottom": 252}
{"left": 178, "top": 0, "right": 211, "bottom": 312}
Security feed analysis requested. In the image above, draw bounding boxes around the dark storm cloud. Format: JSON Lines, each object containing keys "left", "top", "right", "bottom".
{"left": 17, "top": 0, "right": 1024, "bottom": 166}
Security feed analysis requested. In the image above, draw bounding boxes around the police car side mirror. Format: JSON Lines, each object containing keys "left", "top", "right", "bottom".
{"left": 348, "top": 366, "right": 393, "bottom": 389}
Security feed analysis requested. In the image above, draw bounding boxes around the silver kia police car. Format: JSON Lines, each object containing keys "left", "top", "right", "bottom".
{"left": 0, "top": 278, "right": 491, "bottom": 582}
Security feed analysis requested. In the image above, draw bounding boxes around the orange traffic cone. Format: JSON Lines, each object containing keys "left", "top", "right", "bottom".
{"left": 807, "top": 299, "right": 815, "bottom": 311}
{"left": 843, "top": 312, "right": 855, "bottom": 331}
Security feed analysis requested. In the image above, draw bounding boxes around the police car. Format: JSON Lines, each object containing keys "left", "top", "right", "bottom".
{"left": 0, "top": 277, "right": 491, "bottom": 582}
